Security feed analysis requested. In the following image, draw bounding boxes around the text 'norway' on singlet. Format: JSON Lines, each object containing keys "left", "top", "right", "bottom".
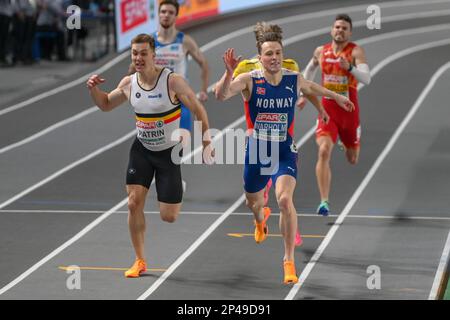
{"left": 245, "top": 69, "right": 298, "bottom": 147}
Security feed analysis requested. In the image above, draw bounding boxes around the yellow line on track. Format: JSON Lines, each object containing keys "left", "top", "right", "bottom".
{"left": 227, "top": 233, "right": 325, "bottom": 238}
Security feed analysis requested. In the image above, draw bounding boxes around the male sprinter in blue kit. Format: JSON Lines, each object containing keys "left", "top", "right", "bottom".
{"left": 215, "top": 22, "right": 353, "bottom": 284}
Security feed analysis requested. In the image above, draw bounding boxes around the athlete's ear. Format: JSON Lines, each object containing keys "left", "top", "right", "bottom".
{"left": 257, "top": 54, "right": 261, "bottom": 62}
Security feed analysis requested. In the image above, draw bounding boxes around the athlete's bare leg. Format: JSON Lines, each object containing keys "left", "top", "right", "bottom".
{"left": 159, "top": 202, "right": 182, "bottom": 223}
{"left": 345, "top": 146, "right": 360, "bottom": 165}
{"left": 316, "top": 136, "right": 335, "bottom": 202}
{"left": 126, "top": 185, "right": 148, "bottom": 260}
{"left": 245, "top": 189, "right": 266, "bottom": 223}
{"left": 275, "top": 175, "right": 297, "bottom": 262}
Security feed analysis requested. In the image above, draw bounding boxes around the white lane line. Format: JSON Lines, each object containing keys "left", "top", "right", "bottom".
{"left": 1, "top": 0, "right": 445, "bottom": 118}
{"left": 285, "top": 59, "right": 450, "bottom": 300}
{"left": 0, "top": 198, "right": 129, "bottom": 296}
{"left": 429, "top": 230, "right": 450, "bottom": 300}
{"left": 4, "top": 209, "right": 450, "bottom": 222}
{"left": 0, "top": 107, "right": 97, "bottom": 154}
{"left": 0, "top": 52, "right": 129, "bottom": 117}
{"left": 0, "top": 131, "right": 135, "bottom": 210}
{"left": 0, "top": 209, "right": 107, "bottom": 214}
{"left": 3, "top": 9, "right": 449, "bottom": 155}
{"left": 2, "top": 210, "right": 450, "bottom": 221}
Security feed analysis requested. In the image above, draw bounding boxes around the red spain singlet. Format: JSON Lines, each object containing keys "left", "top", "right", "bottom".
{"left": 316, "top": 42, "right": 361, "bottom": 148}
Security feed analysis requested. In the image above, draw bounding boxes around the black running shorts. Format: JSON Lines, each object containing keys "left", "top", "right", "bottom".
{"left": 126, "top": 138, "right": 183, "bottom": 204}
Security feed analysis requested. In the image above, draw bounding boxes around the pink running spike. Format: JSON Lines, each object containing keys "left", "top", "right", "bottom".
{"left": 295, "top": 229, "right": 303, "bottom": 247}
{"left": 263, "top": 178, "right": 273, "bottom": 206}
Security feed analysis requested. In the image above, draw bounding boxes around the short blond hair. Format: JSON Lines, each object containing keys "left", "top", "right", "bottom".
{"left": 131, "top": 34, "right": 155, "bottom": 51}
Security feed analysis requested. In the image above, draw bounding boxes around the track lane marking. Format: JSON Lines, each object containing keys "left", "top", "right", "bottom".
{"left": 429, "top": 230, "right": 450, "bottom": 299}
{"left": 227, "top": 233, "right": 325, "bottom": 239}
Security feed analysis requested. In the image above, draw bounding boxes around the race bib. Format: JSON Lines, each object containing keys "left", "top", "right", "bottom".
{"left": 323, "top": 74, "right": 349, "bottom": 98}
{"left": 136, "top": 119, "right": 167, "bottom": 147}
{"left": 253, "top": 113, "right": 288, "bottom": 142}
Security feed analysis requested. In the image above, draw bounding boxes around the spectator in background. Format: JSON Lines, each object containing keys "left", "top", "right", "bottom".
{"left": 12, "top": 0, "right": 38, "bottom": 65}
{"left": 35, "top": 0, "right": 67, "bottom": 61}
{"left": 0, "top": 0, "right": 14, "bottom": 66}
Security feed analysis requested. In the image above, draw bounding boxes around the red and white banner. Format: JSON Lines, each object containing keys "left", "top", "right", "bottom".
{"left": 120, "top": 0, "right": 148, "bottom": 33}
{"left": 115, "top": 0, "right": 158, "bottom": 51}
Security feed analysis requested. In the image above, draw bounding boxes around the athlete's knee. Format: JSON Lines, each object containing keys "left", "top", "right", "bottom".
{"left": 160, "top": 208, "right": 179, "bottom": 223}
{"left": 318, "top": 144, "right": 332, "bottom": 161}
{"left": 128, "top": 194, "right": 144, "bottom": 213}
{"left": 246, "top": 197, "right": 263, "bottom": 211}
{"left": 276, "top": 193, "right": 293, "bottom": 213}
{"left": 161, "top": 214, "right": 177, "bottom": 223}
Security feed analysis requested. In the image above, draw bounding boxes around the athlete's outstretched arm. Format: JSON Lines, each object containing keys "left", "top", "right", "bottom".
{"left": 298, "top": 74, "right": 355, "bottom": 112}
{"left": 87, "top": 75, "right": 130, "bottom": 111}
{"left": 184, "top": 35, "right": 209, "bottom": 102}
{"left": 215, "top": 48, "right": 251, "bottom": 101}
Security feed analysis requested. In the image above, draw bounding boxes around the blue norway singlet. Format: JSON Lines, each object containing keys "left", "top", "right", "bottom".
{"left": 245, "top": 68, "right": 298, "bottom": 150}
{"left": 243, "top": 68, "right": 299, "bottom": 193}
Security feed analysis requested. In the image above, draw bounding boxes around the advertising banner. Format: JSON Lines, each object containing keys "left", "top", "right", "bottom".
{"left": 114, "top": 0, "right": 294, "bottom": 51}
{"left": 159, "top": 0, "right": 219, "bottom": 26}
{"left": 115, "top": 0, "right": 159, "bottom": 51}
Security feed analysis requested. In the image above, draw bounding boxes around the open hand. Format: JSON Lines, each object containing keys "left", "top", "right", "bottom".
{"left": 223, "top": 48, "right": 242, "bottom": 74}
